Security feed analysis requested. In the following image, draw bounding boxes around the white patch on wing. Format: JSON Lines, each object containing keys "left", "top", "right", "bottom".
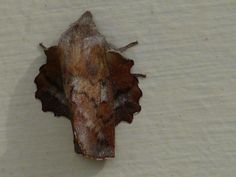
{"left": 73, "top": 131, "right": 77, "bottom": 139}
{"left": 114, "top": 94, "right": 127, "bottom": 108}
{"left": 86, "top": 120, "right": 95, "bottom": 129}
{"left": 100, "top": 84, "right": 108, "bottom": 102}
{"left": 83, "top": 112, "right": 89, "bottom": 120}
{"left": 71, "top": 76, "right": 80, "bottom": 90}
{"left": 48, "top": 87, "right": 67, "bottom": 105}
{"left": 83, "top": 36, "right": 105, "bottom": 47}
{"left": 82, "top": 36, "right": 106, "bottom": 60}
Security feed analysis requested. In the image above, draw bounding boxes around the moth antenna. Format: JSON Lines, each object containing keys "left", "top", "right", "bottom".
{"left": 39, "top": 43, "right": 47, "bottom": 50}
{"left": 133, "top": 73, "right": 146, "bottom": 78}
{"left": 118, "top": 41, "right": 138, "bottom": 52}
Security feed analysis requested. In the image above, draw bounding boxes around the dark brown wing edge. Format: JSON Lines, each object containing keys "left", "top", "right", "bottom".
{"left": 106, "top": 51, "right": 143, "bottom": 125}
{"left": 34, "top": 46, "right": 70, "bottom": 118}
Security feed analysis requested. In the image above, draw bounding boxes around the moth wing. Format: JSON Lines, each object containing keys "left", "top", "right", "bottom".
{"left": 106, "top": 51, "right": 143, "bottom": 125}
{"left": 34, "top": 46, "right": 71, "bottom": 118}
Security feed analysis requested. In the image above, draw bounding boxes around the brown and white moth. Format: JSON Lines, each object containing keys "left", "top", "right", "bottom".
{"left": 34, "top": 11, "right": 145, "bottom": 160}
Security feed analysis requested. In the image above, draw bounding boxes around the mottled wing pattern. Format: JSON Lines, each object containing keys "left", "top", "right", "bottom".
{"left": 34, "top": 46, "right": 70, "bottom": 118}
{"left": 107, "top": 51, "right": 142, "bottom": 124}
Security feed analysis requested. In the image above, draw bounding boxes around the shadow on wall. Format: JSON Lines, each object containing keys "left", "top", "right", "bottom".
{"left": 0, "top": 53, "right": 105, "bottom": 177}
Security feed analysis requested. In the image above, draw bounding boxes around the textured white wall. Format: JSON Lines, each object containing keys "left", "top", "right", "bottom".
{"left": 0, "top": 0, "right": 236, "bottom": 177}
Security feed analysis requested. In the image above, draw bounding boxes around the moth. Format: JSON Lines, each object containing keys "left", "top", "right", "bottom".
{"left": 34, "top": 11, "right": 145, "bottom": 160}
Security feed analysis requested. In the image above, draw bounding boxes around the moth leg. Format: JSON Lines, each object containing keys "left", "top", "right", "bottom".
{"left": 39, "top": 43, "right": 47, "bottom": 50}
{"left": 133, "top": 73, "right": 146, "bottom": 78}
{"left": 118, "top": 41, "right": 138, "bottom": 52}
